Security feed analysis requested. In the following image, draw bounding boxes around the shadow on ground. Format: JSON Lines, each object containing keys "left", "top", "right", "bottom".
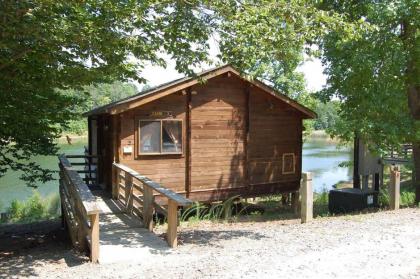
{"left": 0, "top": 228, "right": 87, "bottom": 278}
{"left": 177, "top": 229, "right": 268, "bottom": 248}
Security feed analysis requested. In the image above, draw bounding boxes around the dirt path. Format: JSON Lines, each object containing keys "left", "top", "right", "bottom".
{"left": 1, "top": 208, "right": 419, "bottom": 279}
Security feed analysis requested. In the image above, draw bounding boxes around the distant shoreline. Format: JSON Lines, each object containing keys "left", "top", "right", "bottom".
{"left": 57, "top": 133, "right": 88, "bottom": 144}
{"left": 307, "top": 130, "right": 344, "bottom": 144}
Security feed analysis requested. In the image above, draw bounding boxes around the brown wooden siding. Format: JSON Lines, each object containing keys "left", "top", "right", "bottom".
{"left": 190, "top": 75, "right": 246, "bottom": 191}
{"left": 118, "top": 93, "right": 186, "bottom": 192}
{"left": 248, "top": 86, "right": 302, "bottom": 185}
{"left": 103, "top": 74, "right": 303, "bottom": 201}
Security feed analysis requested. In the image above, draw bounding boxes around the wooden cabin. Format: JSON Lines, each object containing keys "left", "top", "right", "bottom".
{"left": 84, "top": 65, "right": 316, "bottom": 203}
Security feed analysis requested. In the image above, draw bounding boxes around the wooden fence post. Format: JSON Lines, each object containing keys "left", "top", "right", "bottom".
{"left": 167, "top": 200, "right": 178, "bottom": 248}
{"left": 90, "top": 213, "right": 100, "bottom": 263}
{"left": 389, "top": 166, "right": 400, "bottom": 210}
{"left": 300, "top": 172, "right": 313, "bottom": 223}
{"left": 143, "top": 186, "right": 154, "bottom": 231}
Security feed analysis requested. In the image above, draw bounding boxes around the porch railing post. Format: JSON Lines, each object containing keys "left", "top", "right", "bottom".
{"left": 112, "top": 164, "right": 118, "bottom": 199}
{"left": 143, "top": 186, "right": 154, "bottom": 231}
{"left": 167, "top": 200, "right": 178, "bottom": 248}
{"left": 89, "top": 212, "right": 100, "bottom": 263}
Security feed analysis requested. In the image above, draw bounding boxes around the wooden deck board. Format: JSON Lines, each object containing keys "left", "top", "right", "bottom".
{"left": 92, "top": 191, "right": 169, "bottom": 264}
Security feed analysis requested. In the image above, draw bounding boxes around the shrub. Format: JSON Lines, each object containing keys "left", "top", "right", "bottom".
{"left": 313, "top": 189, "right": 330, "bottom": 216}
{"left": 4, "top": 191, "right": 60, "bottom": 223}
{"left": 378, "top": 187, "right": 390, "bottom": 208}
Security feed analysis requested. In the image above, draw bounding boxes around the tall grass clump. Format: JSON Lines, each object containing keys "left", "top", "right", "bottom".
{"left": 180, "top": 195, "right": 247, "bottom": 222}
{"left": 378, "top": 187, "right": 390, "bottom": 207}
{"left": 313, "top": 188, "right": 329, "bottom": 216}
{"left": 2, "top": 191, "right": 61, "bottom": 224}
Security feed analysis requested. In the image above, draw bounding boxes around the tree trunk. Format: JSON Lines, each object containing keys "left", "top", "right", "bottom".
{"left": 413, "top": 145, "right": 420, "bottom": 203}
{"left": 402, "top": 18, "right": 420, "bottom": 203}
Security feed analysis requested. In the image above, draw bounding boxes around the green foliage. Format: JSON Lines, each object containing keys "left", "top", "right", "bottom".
{"left": 213, "top": 1, "right": 352, "bottom": 98}
{"left": 4, "top": 191, "right": 60, "bottom": 223}
{"left": 318, "top": 0, "right": 420, "bottom": 153}
{"left": 180, "top": 196, "right": 247, "bottom": 222}
{"left": 313, "top": 101, "right": 340, "bottom": 131}
{"left": 0, "top": 1, "right": 214, "bottom": 186}
{"left": 401, "top": 191, "right": 416, "bottom": 207}
{"left": 378, "top": 187, "right": 390, "bottom": 208}
{"left": 313, "top": 189, "right": 330, "bottom": 217}
{"left": 62, "top": 81, "right": 138, "bottom": 135}
{"left": 0, "top": 0, "right": 366, "bottom": 188}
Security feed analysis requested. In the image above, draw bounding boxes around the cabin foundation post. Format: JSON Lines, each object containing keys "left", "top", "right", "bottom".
{"left": 300, "top": 172, "right": 313, "bottom": 223}
{"left": 389, "top": 166, "right": 400, "bottom": 210}
{"left": 167, "top": 200, "right": 178, "bottom": 248}
{"left": 291, "top": 191, "right": 300, "bottom": 214}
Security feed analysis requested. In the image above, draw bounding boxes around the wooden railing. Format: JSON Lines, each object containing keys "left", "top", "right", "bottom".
{"left": 112, "top": 163, "right": 192, "bottom": 247}
{"left": 383, "top": 144, "right": 413, "bottom": 165}
{"left": 58, "top": 155, "right": 102, "bottom": 262}
{"left": 65, "top": 149, "right": 98, "bottom": 186}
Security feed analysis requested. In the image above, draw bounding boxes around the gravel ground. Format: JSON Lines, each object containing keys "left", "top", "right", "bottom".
{"left": 1, "top": 208, "right": 419, "bottom": 279}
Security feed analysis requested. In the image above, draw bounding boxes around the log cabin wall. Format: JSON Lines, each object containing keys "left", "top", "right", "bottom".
{"left": 248, "top": 86, "right": 302, "bottom": 191}
{"left": 107, "top": 74, "right": 303, "bottom": 201}
{"left": 190, "top": 75, "right": 246, "bottom": 196}
{"left": 117, "top": 93, "right": 187, "bottom": 193}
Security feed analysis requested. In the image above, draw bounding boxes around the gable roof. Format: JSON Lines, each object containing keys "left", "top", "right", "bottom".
{"left": 84, "top": 65, "right": 316, "bottom": 119}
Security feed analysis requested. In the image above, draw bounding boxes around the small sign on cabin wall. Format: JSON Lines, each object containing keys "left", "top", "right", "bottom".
{"left": 149, "top": 111, "right": 172, "bottom": 117}
{"left": 123, "top": 146, "right": 133, "bottom": 154}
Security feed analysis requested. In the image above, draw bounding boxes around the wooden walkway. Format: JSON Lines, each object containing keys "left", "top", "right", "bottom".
{"left": 92, "top": 191, "right": 169, "bottom": 264}
{"left": 59, "top": 155, "right": 192, "bottom": 263}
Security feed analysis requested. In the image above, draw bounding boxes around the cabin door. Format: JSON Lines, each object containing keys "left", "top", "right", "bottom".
{"left": 88, "top": 118, "right": 98, "bottom": 186}
{"left": 96, "top": 115, "right": 113, "bottom": 190}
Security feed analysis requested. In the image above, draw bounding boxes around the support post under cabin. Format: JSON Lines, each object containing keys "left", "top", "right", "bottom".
{"left": 291, "top": 191, "right": 299, "bottom": 214}
{"left": 300, "top": 172, "right": 313, "bottom": 223}
{"left": 389, "top": 166, "right": 400, "bottom": 210}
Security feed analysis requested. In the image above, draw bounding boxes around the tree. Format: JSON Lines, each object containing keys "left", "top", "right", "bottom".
{"left": 63, "top": 81, "right": 138, "bottom": 135}
{"left": 0, "top": 0, "right": 360, "bottom": 187}
{"left": 0, "top": 1, "right": 213, "bottom": 186}
{"left": 313, "top": 101, "right": 340, "bottom": 131}
{"left": 318, "top": 0, "right": 420, "bottom": 202}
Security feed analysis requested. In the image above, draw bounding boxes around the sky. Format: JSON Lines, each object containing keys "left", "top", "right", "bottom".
{"left": 138, "top": 57, "right": 326, "bottom": 92}
{"left": 135, "top": 39, "right": 327, "bottom": 92}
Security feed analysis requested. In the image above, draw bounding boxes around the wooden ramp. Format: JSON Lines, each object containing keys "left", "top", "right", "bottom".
{"left": 92, "top": 191, "right": 170, "bottom": 264}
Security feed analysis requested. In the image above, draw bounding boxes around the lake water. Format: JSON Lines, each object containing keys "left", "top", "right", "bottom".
{"left": 302, "top": 138, "right": 352, "bottom": 191}
{"left": 0, "top": 137, "right": 352, "bottom": 211}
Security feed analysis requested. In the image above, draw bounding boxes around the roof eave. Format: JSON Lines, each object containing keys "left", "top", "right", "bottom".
{"left": 83, "top": 64, "right": 316, "bottom": 119}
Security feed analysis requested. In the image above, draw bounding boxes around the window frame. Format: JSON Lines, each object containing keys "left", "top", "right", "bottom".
{"left": 138, "top": 119, "right": 183, "bottom": 156}
{"left": 282, "top": 153, "right": 296, "bottom": 174}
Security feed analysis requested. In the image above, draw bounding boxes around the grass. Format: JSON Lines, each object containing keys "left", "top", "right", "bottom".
{"left": 0, "top": 191, "right": 61, "bottom": 224}
{"left": 174, "top": 191, "right": 333, "bottom": 227}
{"left": 175, "top": 171, "right": 417, "bottom": 227}
{"left": 178, "top": 195, "right": 252, "bottom": 224}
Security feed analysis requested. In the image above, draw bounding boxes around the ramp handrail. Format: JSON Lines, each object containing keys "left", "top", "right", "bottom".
{"left": 112, "top": 162, "right": 193, "bottom": 248}
{"left": 58, "top": 154, "right": 101, "bottom": 262}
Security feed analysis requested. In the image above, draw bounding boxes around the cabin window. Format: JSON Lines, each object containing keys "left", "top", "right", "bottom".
{"left": 282, "top": 153, "right": 296, "bottom": 174}
{"left": 139, "top": 119, "right": 182, "bottom": 155}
